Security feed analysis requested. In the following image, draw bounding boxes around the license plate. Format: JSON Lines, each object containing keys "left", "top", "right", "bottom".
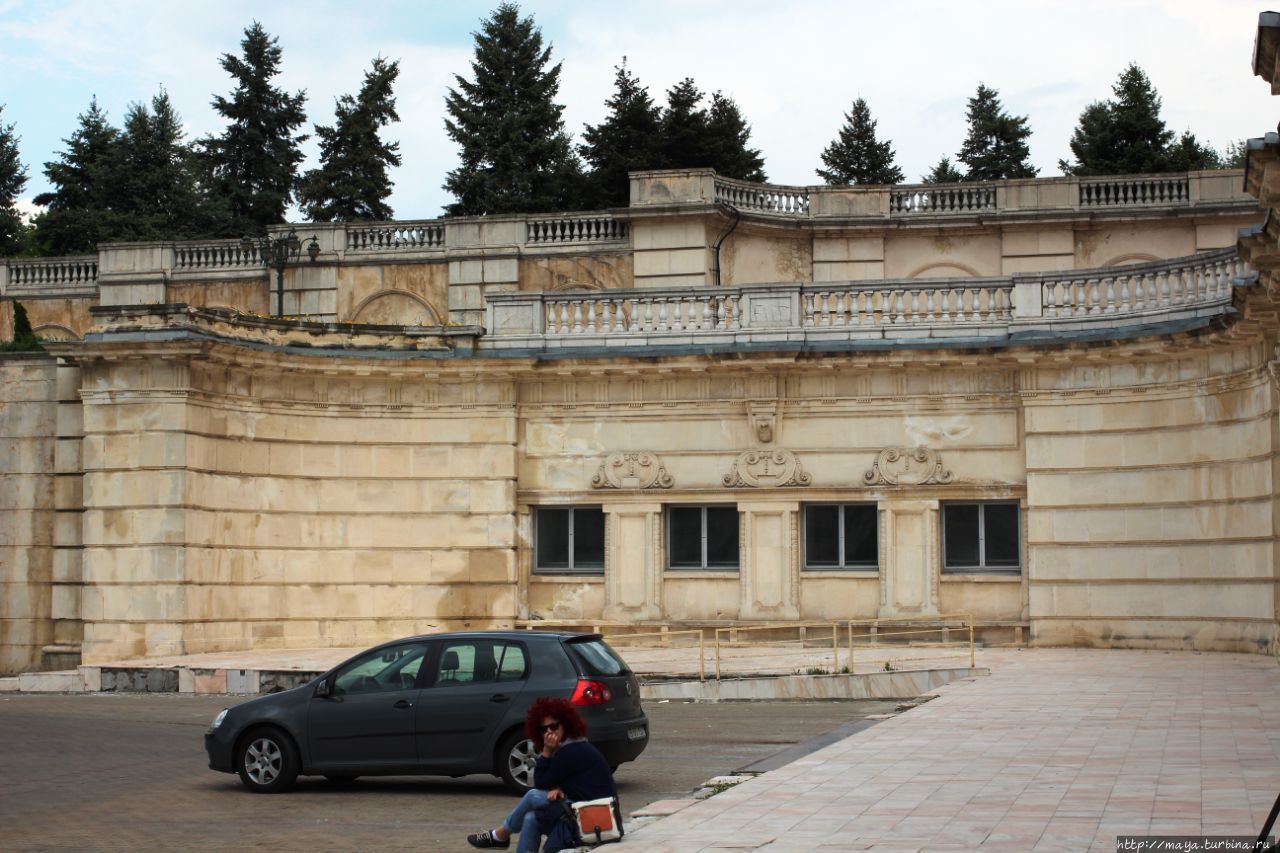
{"left": 627, "top": 726, "right": 647, "bottom": 741}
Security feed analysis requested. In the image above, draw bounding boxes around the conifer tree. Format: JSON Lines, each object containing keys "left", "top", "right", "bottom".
{"left": 299, "top": 57, "right": 401, "bottom": 222}
{"left": 33, "top": 99, "right": 123, "bottom": 255}
{"left": 816, "top": 97, "right": 903, "bottom": 185}
{"left": 199, "top": 22, "right": 308, "bottom": 234}
{"left": 658, "top": 79, "right": 766, "bottom": 182}
{"left": 580, "top": 59, "right": 664, "bottom": 208}
{"left": 921, "top": 156, "right": 964, "bottom": 184}
{"left": 0, "top": 105, "right": 28, "bottom": 256}
{"left": 1223, "top": 139, "right": 1247, "bottom": 170}
{"left": 444, "top": 3, "right": 581, "bottom": 216}
{"left": 113, "top": 91, "right": 226, "bottom": 240}
{"left": 1060, "top": 64, "right": 1175, "bottom": 175}
{"left": 1167, "top": 130, "right": 1223, "bottom": 171}
{"left": 957, "top": 83, "right": 1037, "bottom": 181}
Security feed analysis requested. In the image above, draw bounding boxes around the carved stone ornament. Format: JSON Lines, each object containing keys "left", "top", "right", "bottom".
{"left": 591, "top": 452, "right": 674, "bottom": 490}
{"left": 723, "top": 448, "right": 811, "bottom": 488}
{"left": 862, "top": 446, "right": 954, "bottom": 486}
{"left": 748, "top": 402, "right": 778, "bottom": 444}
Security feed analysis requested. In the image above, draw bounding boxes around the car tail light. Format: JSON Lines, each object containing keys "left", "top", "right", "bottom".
{"left": 570, "top": 678, "right": 612, "bottom": 706}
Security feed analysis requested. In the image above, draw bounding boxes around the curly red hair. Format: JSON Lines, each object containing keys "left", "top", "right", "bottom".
{"left": 525, "top": 696, "right": 587, "bottom": 749}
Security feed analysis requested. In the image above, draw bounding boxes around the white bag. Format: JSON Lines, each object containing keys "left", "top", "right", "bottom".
{"left": 569, "top": 796, "right": 622, "bottom": 845}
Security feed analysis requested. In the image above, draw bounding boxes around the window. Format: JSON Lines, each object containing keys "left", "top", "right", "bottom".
{"left": 804, "top": 504, "right": 878, "bottom": 570}
{"left": 432, "top": 639, "right": 528, "bottom": 686}
{"left": 535, "top": 507, "right": 605, "bottom": 574}
{"left": 942, "top": 502, "right": 1020, "bottom": 573}
{"left": 667, "top": 505, "right": 739, "bottom": 570}
{"left": 332, "top": 642, "right": 429, "bottom": 694}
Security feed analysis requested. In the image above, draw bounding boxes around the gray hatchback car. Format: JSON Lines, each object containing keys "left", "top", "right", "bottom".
{"left": 204, "top": 631, "right": 649, "bottom": 793}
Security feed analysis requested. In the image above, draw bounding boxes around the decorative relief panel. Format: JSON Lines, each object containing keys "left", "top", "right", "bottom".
{"left": 862, "top": 446, "right": 953, "bottom": 486}
{"left": 591, "top": 452, "right": 674, "bottom": 490}
{"left": 723, "top": 448, "right": 811, "bottom": 488}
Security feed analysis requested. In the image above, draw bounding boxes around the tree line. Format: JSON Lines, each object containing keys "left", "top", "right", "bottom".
{"left": 0, "top": 2, "right": 1244, "bottom": 258}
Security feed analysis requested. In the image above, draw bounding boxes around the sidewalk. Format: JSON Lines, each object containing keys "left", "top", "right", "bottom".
{"left": 625, "top": 648, "right": 1280, "bottom": 852}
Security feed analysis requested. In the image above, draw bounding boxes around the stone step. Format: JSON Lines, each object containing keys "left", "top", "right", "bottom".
{"left": 15, "top": 670, "right": 85, "bottom": 693}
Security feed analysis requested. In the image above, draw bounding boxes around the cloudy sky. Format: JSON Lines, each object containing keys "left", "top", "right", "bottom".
{"left": 0, "top": 0, "right": 1272, "bottom": 220}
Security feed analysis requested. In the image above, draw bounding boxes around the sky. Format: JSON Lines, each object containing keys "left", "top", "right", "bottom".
{"left": 0, "top": 0, "right": 1274, "bottom": 221}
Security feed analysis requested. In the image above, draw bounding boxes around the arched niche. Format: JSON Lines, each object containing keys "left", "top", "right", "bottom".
{"left": 1100, "top": 253, "right": 1160, "bottom": 267}
{"left": 908, "top": 261, "right": 980, "bottom": 279}
{"left": 31, "top": 324, "right": 80, "bottom": 342}
{"left": 350, "top": 290, "right": 441, "bottom": 326}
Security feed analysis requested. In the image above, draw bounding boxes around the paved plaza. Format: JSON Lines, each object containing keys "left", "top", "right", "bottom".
{"left": 628, "top": 648, "right": 1280, "bottom": 852}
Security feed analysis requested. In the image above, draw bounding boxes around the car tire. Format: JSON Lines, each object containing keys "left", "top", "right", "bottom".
{"left": 235, "top": 727, "right": 300, "bottom": 793}
{"left": 497, "top": 729, "right": 538, "bottom": 794}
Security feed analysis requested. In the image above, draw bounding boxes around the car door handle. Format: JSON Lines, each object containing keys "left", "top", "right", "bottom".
{"left": 489, "top": 694, "right": 511, "bottom": 703}
{"left": 393, "top": 699, "right": 414, "bottom": 709}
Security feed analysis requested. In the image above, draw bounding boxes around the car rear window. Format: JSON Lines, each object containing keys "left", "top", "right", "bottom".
{"left": 566, "top": 638, "right": 630, "bottom": 676}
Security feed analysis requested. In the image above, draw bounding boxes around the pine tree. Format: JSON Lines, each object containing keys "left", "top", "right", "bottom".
{"left": 299, "top": 57, "right": 401, "bottom": 222}
{"left": 33, "top": 98, "right": 124, "bottom": 255}
{"left": 659, "top": 79, "right": 766, "bottom": 182}
{"left": 199, "top": 22, "right": 308, "bottom": 234}
{"left": 444, "top": 3, "right": 582, "bottom": 216}
{"left": 1166, "top": 130, "right": 1223, "bottom": 171}
{"left": 957, "top": 83, "right": 1037, "bottom": 181}
{"left": 816, "top": 97, "right": 903, "bottom": 185}
{"left": 114, "top": 91, "right": 226, "bottom": 240}
{"left": 0, "top": 105, "right": 28, "bottom": 256}
{"left": 921, "top": 156, "right": 964, "bottom": 184}
{"left": 1060, "top": 64, "right": 1175, "bottom": 175}
{"left": 1223, "top": 139, "right": 1247, "bottom": 170}
{"left": 704, "top": 93, "right": 766, "bottom": 182}
{"left": 580, "top": 59, "right": 664, "bottom": 208}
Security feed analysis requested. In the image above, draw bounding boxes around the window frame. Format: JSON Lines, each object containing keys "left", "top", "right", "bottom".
{"left": 665, "top": 504, "right": 739, "bottom": 572}
{"left": 941, "top": 500, "right": 1022, "bottom": 574}
{"left": 802, "top": 502, "right": 879, "bottom": 571}
{"left": 533, "top": 505, "right": 606, "bottom": 575}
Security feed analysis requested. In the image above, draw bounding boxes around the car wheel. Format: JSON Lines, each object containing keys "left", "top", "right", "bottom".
{"left": 497, "top": 729, "right": 537, "bottom": 794}
{"left": 235, "top": 727, "right": 300, "bottom": 793}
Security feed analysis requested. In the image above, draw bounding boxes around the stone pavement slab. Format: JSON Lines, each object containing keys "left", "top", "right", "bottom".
{"left": 624, "top": 648, "right": 1280, "bottom": 851}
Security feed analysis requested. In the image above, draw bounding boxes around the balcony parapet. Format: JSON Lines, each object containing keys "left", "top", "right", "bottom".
{"left": 483, "top": 248, "right": 1248, "bottom": 352}
{"left": 629, "top": 168, "right": 1251, "bottom": 221}
{"left": 0, "top": 255, "right": 98, "bottom": 298}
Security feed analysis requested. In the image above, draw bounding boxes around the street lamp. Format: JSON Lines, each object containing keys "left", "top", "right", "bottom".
{"left": 241, "top": 229, "right": 321, "bottom": 318}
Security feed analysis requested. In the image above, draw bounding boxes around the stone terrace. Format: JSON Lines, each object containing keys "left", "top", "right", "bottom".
{"left": 628, "top": 648, "right": 1280, "bottom": 852}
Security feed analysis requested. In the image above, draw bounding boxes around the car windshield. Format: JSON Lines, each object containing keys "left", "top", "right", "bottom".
{"left": 567, "top": 638, "right": 630, "bottom": 676}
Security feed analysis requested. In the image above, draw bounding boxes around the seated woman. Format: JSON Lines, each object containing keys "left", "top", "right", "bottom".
{"left": 468, "top": 697, "right": 619, "bottom": 852}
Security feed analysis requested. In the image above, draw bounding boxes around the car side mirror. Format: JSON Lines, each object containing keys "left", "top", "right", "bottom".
{"left": 315, "top": 678, "right": 333, "bottom": 698}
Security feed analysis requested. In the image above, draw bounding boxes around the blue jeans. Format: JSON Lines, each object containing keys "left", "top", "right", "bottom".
{"left": 503, "top": 788, "right": 551, "bottom": 853}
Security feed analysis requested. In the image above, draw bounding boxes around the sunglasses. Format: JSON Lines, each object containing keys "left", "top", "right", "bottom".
{"left": 539, "top": 722, "right": 562, "bottom": 733}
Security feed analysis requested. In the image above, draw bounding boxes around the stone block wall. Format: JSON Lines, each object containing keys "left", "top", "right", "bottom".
{"left": 77, "top": 349, "right": 520, "bottom": 663}
{"left": 1023, "top": 341, "right": 1278, "bottom": 652}
{"left": 0, "top": 356, "right": 57, "bottom": 672}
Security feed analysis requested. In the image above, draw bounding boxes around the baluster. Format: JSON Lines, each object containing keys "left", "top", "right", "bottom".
{"left": 802, "top": 293, "right": 815, "bottom": 327}
{"left": 1157, "top": 269, "right": 1170, "bottom": 307}
{"left": 727, "top": 295, "right": 741, "bottom": 330}
{"left": 700, "top": 297, "right": 712, "bottom": 330}
{"left": 717, "top": 296, "right": 728, "bottom": 330}
{"left": 891, "top": 289, "right": 904, "bottom": 324}
{"left": 545, "top": 303, "right": 557, "bottom": 334}
{"left": 657, "top": 300, "right": 668, "bottom": 332}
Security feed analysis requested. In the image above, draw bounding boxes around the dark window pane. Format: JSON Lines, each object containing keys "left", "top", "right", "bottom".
{"left": 572, "top": 508, "right": 605, "bottom": 569}
{"left": 669, "top": 507, "right": 703, "bottom": 567}
{"left": 984, "top": 504, "right": 1020, "bottom": 567}
{"left": 844, "top": 505, "right": 879, "bottom": 567}
{"left": 536, "top": 509, "right": 570, "bottom": 569}
{"left": 704, "top": 507, "right": 739, "bottom": 567}
{"left": 944, "top": 504, "right": 980, "bottom": 568}
{"left": 805, "top": 505, "right": 840, "bottom": 567}
{"left": 495, "top": 644, "right": 528, "bottom": 681}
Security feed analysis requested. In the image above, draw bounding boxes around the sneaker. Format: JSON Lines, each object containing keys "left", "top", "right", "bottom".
{"left": 466, "top": 830, "right": 510, "bottom": 849}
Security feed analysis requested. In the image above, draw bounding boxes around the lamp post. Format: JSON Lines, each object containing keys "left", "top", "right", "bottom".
{"left": 241, "top": 229, "right": 320, "bottom": 318}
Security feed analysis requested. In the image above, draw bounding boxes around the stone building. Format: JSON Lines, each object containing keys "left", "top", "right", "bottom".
{"left": 2, "top": 118, "right": 1279, "bottom": 671}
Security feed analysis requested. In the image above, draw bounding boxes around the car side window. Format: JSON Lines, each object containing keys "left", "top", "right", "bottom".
{"left": 433, "top": 640, "right": 527, "bottom": 686}
{"left": 333, "top": 643, "right": 428, "bottom": 695}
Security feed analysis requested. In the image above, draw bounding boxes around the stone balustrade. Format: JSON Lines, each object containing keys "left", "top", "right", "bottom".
{"left": 526, "top": 213, "right": 628, "bottom": 244}
{"left": 631, "top": 168, "right": 1248, "bottom": 219}
{"left": 713, "top": 175, "right": 811, "bottom": 215}
{"left": 484, "top": 248, "right": 1248, "bottom": 350}
{"left": 2, "top": 255, "right": 99, "bottom": 296}
{"left": 346, "top": 220, "right": 446, "bottom": 252}
{"left": 1078, "top": 174, "right": 1189, "bottom": 207}
{"left": 174, "top": 239, "right": 259, "bottom": 270}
